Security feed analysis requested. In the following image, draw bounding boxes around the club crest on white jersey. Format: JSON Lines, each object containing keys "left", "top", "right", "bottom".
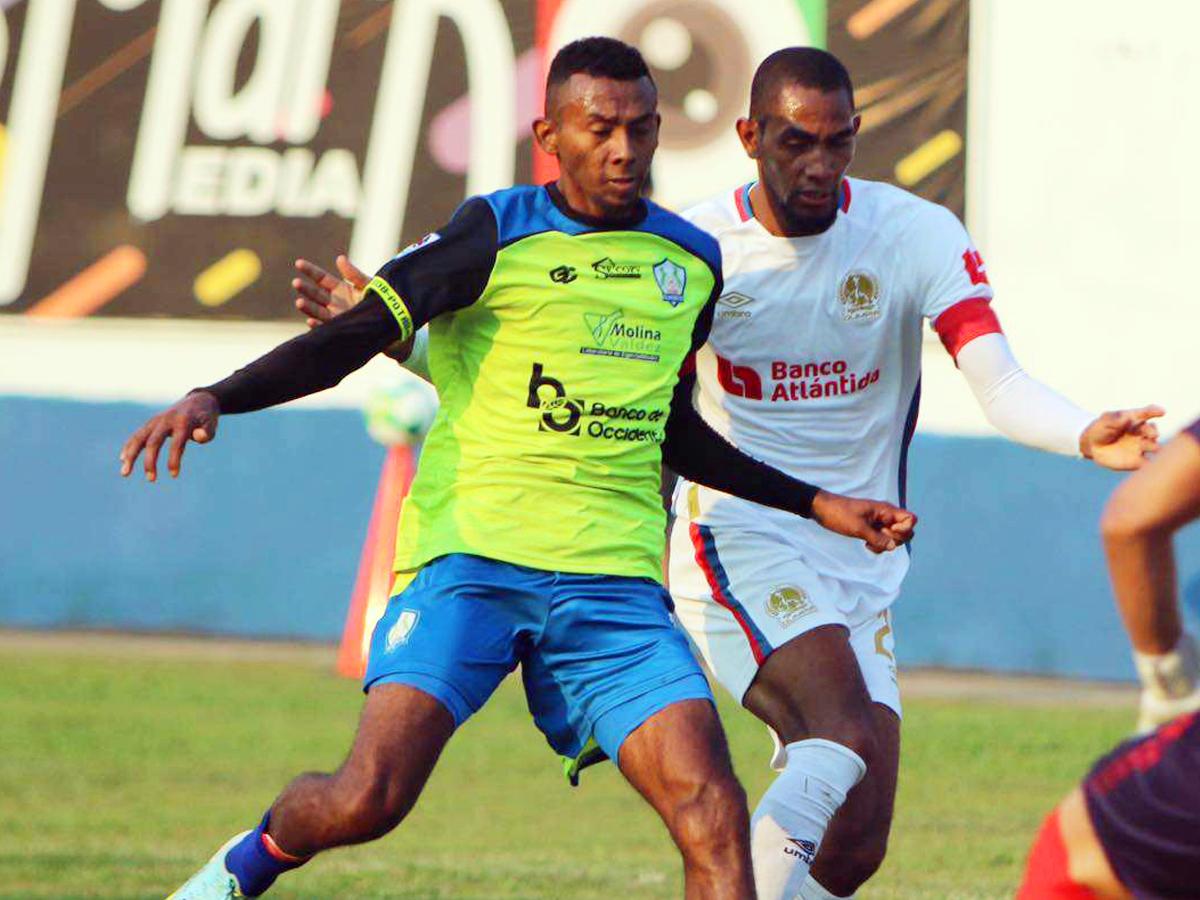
{"left": 838, "top": 269, "right": 882, "bottom": 322}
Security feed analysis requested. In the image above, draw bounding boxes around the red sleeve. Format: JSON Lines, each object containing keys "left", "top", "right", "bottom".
{"left": 933, "top": 297, "right": 1003, "bottom": 360}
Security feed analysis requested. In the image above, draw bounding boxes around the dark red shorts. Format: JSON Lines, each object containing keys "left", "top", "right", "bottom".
{"left": 1084, "top": 711, "right": 1200, "bottom": 898}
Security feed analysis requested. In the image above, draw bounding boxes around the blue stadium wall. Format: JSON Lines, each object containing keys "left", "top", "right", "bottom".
{"left": 4, "top": 394, "right": 1200, "bottom": 682}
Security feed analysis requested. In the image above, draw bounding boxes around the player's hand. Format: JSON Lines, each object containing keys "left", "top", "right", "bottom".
{"left": 119, "top": 391, "right": 220, "bottom": 482}
{"left": 292, "top": 256, "right": 416, "bottom": 363}
{"left": 292, "top": 255, "right": 368, "bottom": 328}
{"left": 1080, "top": 405, "right": 1164, "bottom": 471}
{"left": 810, "top": 491, "right": 917, "bottom": 554}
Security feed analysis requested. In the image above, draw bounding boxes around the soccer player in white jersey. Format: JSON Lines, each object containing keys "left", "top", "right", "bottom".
{"left": 667, "top": 48, "right": 1163, "bottom": 899}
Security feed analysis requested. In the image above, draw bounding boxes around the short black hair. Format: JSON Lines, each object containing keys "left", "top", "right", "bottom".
{"left": 749, "top": 47, "right": 854, "bottom": 118}
{"left": 545, "top": 37, "right": 654, "bottom": 114}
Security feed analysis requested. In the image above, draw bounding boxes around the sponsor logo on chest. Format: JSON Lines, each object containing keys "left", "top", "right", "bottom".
{"left": 591, "top": 256, "right": 641, "bottom": 279}
{"left": 715, "top": 354, "right": 882, "bottom": 403}
{"left": 525, "top": 363, "right": 666, "bottom": 442}
{"left": 580, "top": 310, "right": 662, "bottom": 363}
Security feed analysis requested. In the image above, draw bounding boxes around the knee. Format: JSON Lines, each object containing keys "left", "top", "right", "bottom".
{"left": 329, "top": 763, "right": 415, "bottom": 843}
{"left": 1100, "top": 488, "right": 1151, "bottom": 542}
{"left": 1100, "top": 483, "right": 1170, "bottom": 546}
{"left": 670, "top": 773, "right": 750, "bottom": 854}
{"left": 816, "top": 715, "right": 878, "bottom": 768}
{"left": 754, "top": 686, "right": 878, "bottom": 766}
{"left": 816, "top": 818, "right": 890, "bottom": 891}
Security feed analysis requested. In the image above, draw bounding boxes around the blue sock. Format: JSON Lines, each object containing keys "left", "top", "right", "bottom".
{"left": 223, "top": 812, "right": 307, "bottom": 896}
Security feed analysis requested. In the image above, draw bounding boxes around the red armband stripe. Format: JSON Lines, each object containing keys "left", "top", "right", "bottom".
{"left": 933, "top": 297, "right": 1002, "bottom": 360}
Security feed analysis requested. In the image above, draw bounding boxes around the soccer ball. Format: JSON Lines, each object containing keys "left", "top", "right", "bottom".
{"left": 363, "top": 376, "right": 438, "bottom": 447}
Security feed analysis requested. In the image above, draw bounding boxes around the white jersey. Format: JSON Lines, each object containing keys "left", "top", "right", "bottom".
{"left": 673, "top": 177, "right": 997, "bottom": 597}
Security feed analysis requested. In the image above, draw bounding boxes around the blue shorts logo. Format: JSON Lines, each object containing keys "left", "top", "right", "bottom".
{"left": 385, "top": 609, "right": 420, "bottom": 651}
{"left": 653, "top": 258, "right": 687, "bottom": 306}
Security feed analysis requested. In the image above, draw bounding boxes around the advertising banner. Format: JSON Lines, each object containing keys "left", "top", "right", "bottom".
{"left": 0, "top": 0, "right": 967, "bottom": 321}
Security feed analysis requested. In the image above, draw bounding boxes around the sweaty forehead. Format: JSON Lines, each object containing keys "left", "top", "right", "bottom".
{"left": 765, "top": 84, "right": 854, "bottom": 131}
{"left": 551, "top": 74, "right": 657, "bottom": 121}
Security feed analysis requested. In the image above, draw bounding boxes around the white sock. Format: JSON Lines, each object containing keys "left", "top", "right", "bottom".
{"left": 798, "top": 873, "right": 854, "bottom": 899}
{"left": 750, "top": 739, "right": 866, "bottom": 900}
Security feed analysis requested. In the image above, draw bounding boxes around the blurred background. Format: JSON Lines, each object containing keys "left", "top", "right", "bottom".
{"left": 1, "top": 0, "right": 1198, "bottom": 680}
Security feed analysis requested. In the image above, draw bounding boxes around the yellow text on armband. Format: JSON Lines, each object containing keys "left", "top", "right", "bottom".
{"left": 367, "top": 275, "right": 415, "bottom": 342}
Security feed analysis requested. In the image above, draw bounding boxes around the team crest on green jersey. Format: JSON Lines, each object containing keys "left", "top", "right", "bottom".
{"left": 653, "top": 259, "right": 687, "bottom": 306}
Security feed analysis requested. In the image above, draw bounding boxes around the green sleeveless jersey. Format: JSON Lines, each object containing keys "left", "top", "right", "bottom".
{"left": 364, "top": 185, "right": 721, "bottom": 582}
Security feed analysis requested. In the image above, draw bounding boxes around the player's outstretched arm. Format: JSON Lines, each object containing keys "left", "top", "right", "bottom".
{"left": 1100, "top": 427, "right": 1200, "bottom": 731}
{"left": 119, "top": 294, "right": 407, "bottom": 481}
{"left": 954, "top": 332, "right": 1162, "bottom": 469}
{"left": 662, "top": 373, "right": 916, "bottom": 553}
{"left": 122, "top": 200, "right": 496, "bottom": 481}
{"left": 292, "top": 255, "right": 429, "bottom": 379}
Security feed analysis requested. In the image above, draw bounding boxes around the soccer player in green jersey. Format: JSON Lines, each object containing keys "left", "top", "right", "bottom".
{"left": 122, "top": 38, "right": 914, "bottom": 899}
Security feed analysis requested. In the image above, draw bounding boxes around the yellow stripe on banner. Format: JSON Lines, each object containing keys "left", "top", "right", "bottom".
{"left": 894, "top": 130, "right": 963, "bottom": 187}
{"left": 194, "top": 249, "right": 262, "bottom": 307}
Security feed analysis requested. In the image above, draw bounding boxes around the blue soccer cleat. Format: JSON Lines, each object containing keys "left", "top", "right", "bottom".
{"left": 166, "top": 831, "right": 251, "bottom": 899}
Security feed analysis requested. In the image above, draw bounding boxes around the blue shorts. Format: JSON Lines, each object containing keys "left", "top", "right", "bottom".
{"left": 363, "top": 553, "right": 713, "bottom": 764}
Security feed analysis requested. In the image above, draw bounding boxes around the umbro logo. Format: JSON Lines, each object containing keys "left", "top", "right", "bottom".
{"left": 549, "top": 265, "right": 577, "bottom": 284}
{"left": 717, "top": 291, "right": 754, "bottom": 319}
{"left": 784, "top": 837, "right": 818, "bottom": 864}
{"left": 718, "top": 292, "right": 753, "bottom": 308}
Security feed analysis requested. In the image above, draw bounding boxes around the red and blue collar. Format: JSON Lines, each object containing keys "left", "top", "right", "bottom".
{"left": 733, "top": 179, "right": 852, "bottom": 222}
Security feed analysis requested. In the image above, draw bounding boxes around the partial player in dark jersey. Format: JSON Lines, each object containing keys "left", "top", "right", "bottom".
{"left": 1018, "top": 421, "right": 1200, "bottom": 898}
{"left": 122, "top": 39, "right": 916, "bottom": 900}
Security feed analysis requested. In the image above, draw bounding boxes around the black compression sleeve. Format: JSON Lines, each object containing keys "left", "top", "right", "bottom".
{"left": 661, "top": 372, "right": 819, "bottom": 519}
{"left": 364, "top": 197, "right": 497, "bottom": 328}
{"left": 198, "top": 295, "right": 400, "bottom": 414}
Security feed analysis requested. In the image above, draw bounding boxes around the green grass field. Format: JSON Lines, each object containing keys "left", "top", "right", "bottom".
{"left": 0, "top": 635, "right": 1132, "bottom": 899}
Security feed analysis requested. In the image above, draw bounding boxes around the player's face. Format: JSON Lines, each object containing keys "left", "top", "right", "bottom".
{"left": 740, "top": 85, "right": 859, "bottom": 234}
{"left": 535, "top": 75, "right": 660, "bottom": 219}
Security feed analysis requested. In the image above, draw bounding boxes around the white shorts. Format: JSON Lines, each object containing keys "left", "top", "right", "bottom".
{"left": 668, "top": 515, "right": 902, "bottom": 723}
